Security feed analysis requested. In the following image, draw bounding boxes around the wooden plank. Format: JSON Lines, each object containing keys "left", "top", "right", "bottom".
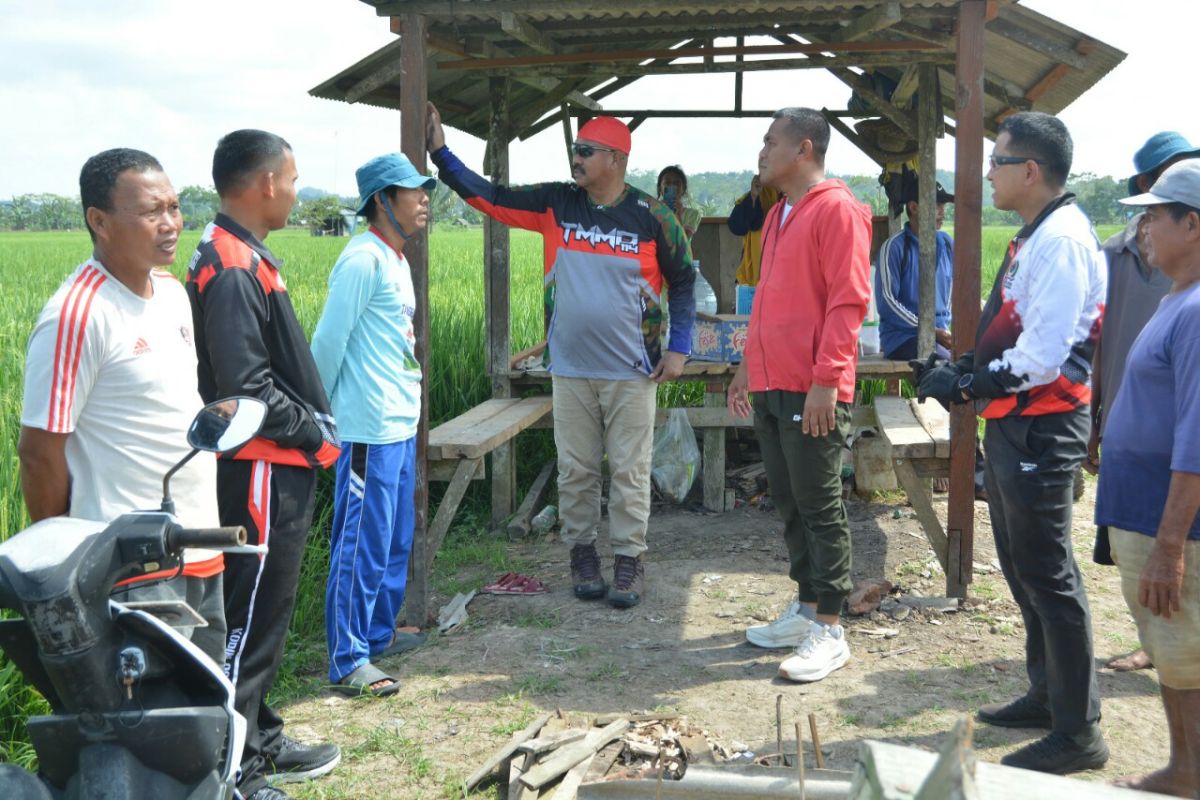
{"left": 509, "top": 752, "right": 539, "bottom": 800}
{"left": 429, "top": 458, "right": 486, "bottom": 482}
{"left": 550, "top": 753, "right": 595, "bottom": 800}
{"left": 425, "top": 458, "right": 481, "bottom": 575}
{"left": 521, "top": 718, "right": 629, "bottom": 790}
{"left": 839, "top": 0, "right": 900, "bottom": 42}
{"left": 910, "top": 399, "right": 950, "bottom": 459}
{"left": 500, "top": 12, "right": 559, "bottom": 54}
{"left": 466, "top": 712, "right": 553, "bottom": 791}
{"left": 874, "top": 397, "right": 936, "bottom": 460}
{"left": 430, "top": 399, "right": 521, "bottom": 448}
{"left": 916, "top": 61, "right": 938, "bottom": 360}
{"left": 703, "top": 389, "right": 726, "bottom": 512}
{"left": 519, "top": 729, "right": 587, "bottom": 756}
{"left": 434, "top": 396, "right": 554, "bottom": 459}
{"left": 893, "top": 458, "right": 949, "bottom": 572}
{"left": 507, "top": 458, "right": 557, "bottom": 541}
{"left": 487, "top": 78, "right": 516, "bottom": 527}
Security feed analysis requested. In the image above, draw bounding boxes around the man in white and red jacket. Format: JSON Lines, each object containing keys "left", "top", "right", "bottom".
{"left": 728, "top": 107, "right": 872, "bottom": 684}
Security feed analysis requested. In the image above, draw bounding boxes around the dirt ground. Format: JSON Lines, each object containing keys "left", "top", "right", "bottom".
{"left": 283, "top": 478, "right": 1169, "bottom": 800}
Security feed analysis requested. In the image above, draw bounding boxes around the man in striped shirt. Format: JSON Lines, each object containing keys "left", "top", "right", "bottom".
{"left": 18, "top": 148, "right": 226, "bottom": 662}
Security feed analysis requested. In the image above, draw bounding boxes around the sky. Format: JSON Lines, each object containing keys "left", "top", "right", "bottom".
{"left": 0, "top": 0, "right": 1194, "bottom": 198}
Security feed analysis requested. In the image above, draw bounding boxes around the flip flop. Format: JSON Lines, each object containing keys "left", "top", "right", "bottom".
{"left": 375, "top": 630, "right": 428, "bottom": 658}
{"left": 480, "top": 573, "right": 548, "bottom": 595}
{"left": 332, "top": 663, "right": 401, "bottom": 697}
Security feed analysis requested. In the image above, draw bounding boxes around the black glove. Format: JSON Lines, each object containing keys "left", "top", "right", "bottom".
{"left": 917, "top": 364, "right": 966, "bottom": 409}
{"left": 908, "top": 352, "right": 945, "bottom": 386}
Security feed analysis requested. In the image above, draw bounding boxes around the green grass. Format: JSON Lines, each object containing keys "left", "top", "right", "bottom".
{"left": 0, "top": 223, "right": 1117, "bottom": 765}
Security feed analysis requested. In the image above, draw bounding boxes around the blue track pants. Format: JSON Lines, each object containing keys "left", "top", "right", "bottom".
{"left": 326, "top": 438, "right": 416, "bottom": 683}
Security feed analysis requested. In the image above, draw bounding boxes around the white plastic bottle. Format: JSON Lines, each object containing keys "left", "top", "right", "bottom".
{"left": 693, "top": 259, "right": 719, "bottom": 316}
{"left": 860, "top": 264, "right": 881, "bottom": 355}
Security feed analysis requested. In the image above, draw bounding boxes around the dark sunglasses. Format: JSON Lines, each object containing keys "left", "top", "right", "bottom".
{"left": 989, "top": 154, "right": 1046, "bottom": 169}
{"left": 572, "top": 143, "right": 616, "bottom": 159}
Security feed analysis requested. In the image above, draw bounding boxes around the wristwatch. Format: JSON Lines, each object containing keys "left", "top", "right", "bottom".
{"left": 957, "top": 372, "right": 975, "bottom": 399}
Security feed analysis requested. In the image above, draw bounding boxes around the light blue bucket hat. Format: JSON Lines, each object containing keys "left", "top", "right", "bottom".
{"left": 355, "top": 153, "right": 437, "bottom": 215}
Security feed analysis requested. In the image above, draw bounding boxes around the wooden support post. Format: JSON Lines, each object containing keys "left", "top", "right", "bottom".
{"left": 560, "top": 104, "right": 573, "bottom": 172}
{"left": 485, "top": 76, "right": 515, "bottom": 527}
{"left": 916, "top": 62, "right": 938, "bottom": 359}
{"left": 400, "top": 12, "right": 432, "bottom": 627}
{"left": 703, "top": 385, "right": 726, "bottom": 512}
{"left": 947, "top": 0, "right": 986, "bottom": 599}
{"left": 734, "top": 35, "right": 744, "bottom": 112}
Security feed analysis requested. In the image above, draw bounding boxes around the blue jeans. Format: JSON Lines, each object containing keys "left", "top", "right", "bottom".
{"left": 325, "top": 438, "right": 416, "bottom": 683}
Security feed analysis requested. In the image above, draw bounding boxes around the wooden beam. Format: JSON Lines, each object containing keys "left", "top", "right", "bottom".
{"left": 436, "top": 39, "right": 944, "bottom": 70}
{"left": 891, "top": 64, "right": 919, "bottom": 109}
{"left": 626, "top": 115, "right": 647, "bottom": 133}
{"left": 948, "top": 0, "right": 986, "bottom": 600}
{"left": 821, "top": 109, "right": 892, "bottom": 167}
{"left": 995, "top": 38, "right": 1095, "bottom": 123}
{"left": 916, "top": 62, "right": 938, "bottom": 359}
{"left": 484, "top": 52, "right": 954, "bottom": 80}
{"left": 374, "top": 0, "right": 947, "bottom": 15}
{"left": 500, "top": 11, "right": 559, "bottom": 54}
{"left": 399, "top": 11, "right": 433, "bottom": 628}
{"left": 827, "top": 68, "right": 919, "bottom": 139}
{"left": 839, "top": 0, "right": 901, "bottom": 42}
{"left": 734, "top": 35, "right": 744, "bottom": 113}
{"left": 560, "top": 105, "right": 573, "bottom": 172}
{"left": 344, "top": 54, "right": 405, "bottom": 104}
{"left": 565, "top": 109, "right": 777, "bottom": 118}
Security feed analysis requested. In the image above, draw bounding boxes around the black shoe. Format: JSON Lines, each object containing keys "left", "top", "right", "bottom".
{"left": 266, "top": 735, "right": 341, "bottom": 785}
{"left": 977, "top": 695, "right": 1052, "bottom": 729}
{"left": 607, "top": 555, "right": 644, "bottom": 609}
{"left": 247, "top": 787, "right": 291, "bottom": 800}
{"left": 570, "top": 543, "right": 607, "bottom": 600}
{"left": 1000, "top": 727, "right": 1109, "bottom": 774}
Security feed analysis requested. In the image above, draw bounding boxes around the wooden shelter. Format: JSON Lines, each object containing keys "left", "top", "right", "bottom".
{"left": 312, "top": 0, "right": 1124, "bottom": 620}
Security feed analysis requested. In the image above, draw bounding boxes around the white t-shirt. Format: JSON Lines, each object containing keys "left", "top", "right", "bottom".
{"left": 779, "top": 201, "right": 795, "bottom": 226}
{"left": 21, "top": 259, "right": 219, "bottom": 568}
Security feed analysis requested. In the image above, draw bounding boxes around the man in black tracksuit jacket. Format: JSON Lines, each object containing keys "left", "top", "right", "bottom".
{"left": 187, "top": 130, "right": 340, "bottom": 800}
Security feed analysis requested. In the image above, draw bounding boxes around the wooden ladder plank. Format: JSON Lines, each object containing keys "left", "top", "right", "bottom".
{"left": 910, "top": 398, "right": 951, "bottom": 459}
{"left": 874, "top": 397, "right": 936, "bottom": 459}
{"left": 894, "top": 459, "right": 949, "bottom": 571}
{"left": 436, "top": 396, "right": 553, "bottom": 459}
{"left": 429, "top": 398, "right": 521, "bottom": 457}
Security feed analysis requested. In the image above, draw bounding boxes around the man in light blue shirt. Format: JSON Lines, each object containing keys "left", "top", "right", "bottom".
{"left": 311, "top": 153, "right": 435, "bottom": 696}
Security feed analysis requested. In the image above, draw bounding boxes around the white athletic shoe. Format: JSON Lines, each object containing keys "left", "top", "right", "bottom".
{"left": 746, "top": 601, "right": 813, "bottom": 648}
{"left": 778, "top": 623, "right": 850, "bottom": 682}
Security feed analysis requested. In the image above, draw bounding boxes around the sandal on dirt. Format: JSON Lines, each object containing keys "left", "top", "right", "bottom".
{"left": 332, "top": 663, "right": 401, "bottom": 697}
{"left": 375, "top": 630, "right": 428, "bottom": 658}
{"left": 480, "top": 572, "right": 548, "bottom": 595}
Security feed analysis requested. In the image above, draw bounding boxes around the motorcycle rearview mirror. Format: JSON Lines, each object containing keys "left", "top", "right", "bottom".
{"left": 161, "top": 397, "right": 268, "bottom": 514}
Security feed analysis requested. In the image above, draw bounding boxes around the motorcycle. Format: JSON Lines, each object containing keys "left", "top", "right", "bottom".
{"left": 0, "top": 397, "right": 268, "bottom": 800}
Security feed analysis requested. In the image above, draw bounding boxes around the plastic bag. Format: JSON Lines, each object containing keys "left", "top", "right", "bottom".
{"left": 651, "top": 408, "right": 701, "bottom": 503}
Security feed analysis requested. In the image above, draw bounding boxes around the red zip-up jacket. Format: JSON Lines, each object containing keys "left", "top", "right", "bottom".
{"left": 744, "top": 179, "right": 872, "bottom": 403}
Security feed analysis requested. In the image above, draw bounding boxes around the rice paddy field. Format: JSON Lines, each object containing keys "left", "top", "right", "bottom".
{"left": 0, "top": 223, "right": 1121, "bottom": 766}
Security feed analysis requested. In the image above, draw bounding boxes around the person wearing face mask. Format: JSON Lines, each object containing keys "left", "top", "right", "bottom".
{"left": 311, "top": 154, "right": 437, "bottom": 698}
{"left": 427, "top": 103, "right": 695, "bottom": 610}
{"left": 657, "top": 164, "right": 702, "bottom": 242}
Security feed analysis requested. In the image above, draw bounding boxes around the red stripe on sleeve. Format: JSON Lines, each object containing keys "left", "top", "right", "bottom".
{"left": 48, "top": 266, "right": 105, "bottom": 431}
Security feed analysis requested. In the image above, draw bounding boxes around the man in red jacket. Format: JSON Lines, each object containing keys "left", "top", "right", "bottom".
{"left": 728, "top": 108, "right": 872, "bottom": 683}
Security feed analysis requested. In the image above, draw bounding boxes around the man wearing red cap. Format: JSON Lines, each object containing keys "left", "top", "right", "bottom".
{"left": 427, "top": 104, "right": 695, "bottom": 609}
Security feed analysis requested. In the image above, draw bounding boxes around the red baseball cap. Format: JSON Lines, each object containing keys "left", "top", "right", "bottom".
{"left": 576, "top": 117, "right": 631, "bottom": 155}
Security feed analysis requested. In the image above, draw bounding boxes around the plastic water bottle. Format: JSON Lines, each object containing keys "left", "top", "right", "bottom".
{"left": 693, "top": 260, "right": 718, "bottom": 316}
{"left": 531, "top": 504, "right": 558, "bottom": 533}
{"left": 860, "top": 265, "right": 881, "bottom": 355}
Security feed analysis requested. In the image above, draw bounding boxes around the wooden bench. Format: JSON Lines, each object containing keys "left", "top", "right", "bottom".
{"left": 410, "top": 395, "right": 553, "bottom": 623}
{"left": 873, "top": 396, "right": 956, "bottom": 590}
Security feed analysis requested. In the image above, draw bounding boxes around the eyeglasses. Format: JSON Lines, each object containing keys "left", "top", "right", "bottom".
{"left": 572, "top": 143, "right": 617, "bottom": 159}
{"left": 989, "top": 154, "right": 1046, "bottom": 169}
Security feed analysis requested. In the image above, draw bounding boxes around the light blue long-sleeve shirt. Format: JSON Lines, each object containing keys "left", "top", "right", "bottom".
{"left": 311, "top": 229, "right": 421, "bottom": 444}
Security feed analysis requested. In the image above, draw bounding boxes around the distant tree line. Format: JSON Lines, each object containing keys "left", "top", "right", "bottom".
{"left": 0, "top": 172, "right": 1134, "bottom": 232}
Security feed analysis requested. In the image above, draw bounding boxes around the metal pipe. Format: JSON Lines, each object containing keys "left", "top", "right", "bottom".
{"left": 578, "top": 765, "right": 853, "bottom": 799}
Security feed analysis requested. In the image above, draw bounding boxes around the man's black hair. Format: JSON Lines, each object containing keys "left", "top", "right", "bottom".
{"left": 772, "top": 107, "right": 831, "bottom": 162}
{"left": 1165, "top": 201, "right": 1200, "bottom": 223}
{"left": 656, "top": 165, "right": 688, "bottom": 196}
{"left": 362, "top": 186, "right": 402, "bottom": 222}
{"left": 997, "top": 111, "right": 1073, "bottom": 188}
{"left": 79, "top": 148, "right": 163, "bottom": 242}
{"left": 212, "top": 129, "right": 292, "bottom": 197}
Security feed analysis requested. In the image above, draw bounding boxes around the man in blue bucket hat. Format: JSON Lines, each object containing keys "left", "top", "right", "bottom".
{"left": 311, "top": 153, "right": 436, "bottom": 697}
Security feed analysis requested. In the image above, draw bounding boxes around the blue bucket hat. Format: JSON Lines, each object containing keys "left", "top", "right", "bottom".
{"left": 1127, "top": 132, "right": 1200, "bottom": 196}
{"left": 355, "top": 153, "right": 437, "bottom": 215}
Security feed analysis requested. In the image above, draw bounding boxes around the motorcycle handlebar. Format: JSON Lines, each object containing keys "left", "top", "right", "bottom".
{"left": 167, "top": 526, "right": 247, "bottom": 551}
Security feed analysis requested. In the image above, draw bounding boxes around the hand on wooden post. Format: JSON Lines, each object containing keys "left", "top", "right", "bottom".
{"left": 426, "top": 101, "right": 446, "bottom": 152}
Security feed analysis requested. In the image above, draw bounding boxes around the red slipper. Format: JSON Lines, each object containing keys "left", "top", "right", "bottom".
{"left": 481, "top": 573, "right": 548, "bottom": 594}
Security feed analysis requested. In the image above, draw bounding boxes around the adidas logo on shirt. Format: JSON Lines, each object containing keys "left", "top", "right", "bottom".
{"left": 133, "top": 337, "right": 151, "bottom": 356}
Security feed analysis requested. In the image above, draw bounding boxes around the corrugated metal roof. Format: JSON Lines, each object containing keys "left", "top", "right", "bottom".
{"left": 310, "top": 0, "right": 1125, "bottom": 145}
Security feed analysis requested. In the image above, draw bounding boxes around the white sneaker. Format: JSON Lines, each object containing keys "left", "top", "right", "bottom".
{"left": 778, "top": 623, "right": 850, "bottom": 682}
{"left": 746, "top": 601, "right": 813, "bottom": 648}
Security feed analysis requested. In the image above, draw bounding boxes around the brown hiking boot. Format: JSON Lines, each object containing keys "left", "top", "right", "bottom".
{"left": 569, "top": 543, "right": 607, "bottom": 600}
{"left": 607, "top": 554, "right": 644, "bottom": 608}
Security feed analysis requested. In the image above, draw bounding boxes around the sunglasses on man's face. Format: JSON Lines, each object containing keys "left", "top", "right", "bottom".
{"left": 989, "top": 154, "right": 1046, "bottom": 169}
{"left": 572, "top": 143, "right": 616, "bottom": 159}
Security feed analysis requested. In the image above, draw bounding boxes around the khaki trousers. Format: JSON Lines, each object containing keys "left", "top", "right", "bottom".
{"left": 552, "top": 375, "right": 657, "bottom": 558}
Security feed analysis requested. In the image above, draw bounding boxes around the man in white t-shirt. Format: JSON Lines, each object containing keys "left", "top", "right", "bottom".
{"left": 18, "top": 148, "right": 225, "bottom": 662}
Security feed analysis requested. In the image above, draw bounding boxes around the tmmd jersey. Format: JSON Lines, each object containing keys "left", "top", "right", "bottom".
{"left": 973, "top": 196, "right": 1106, "bottom": 419}
{"left": 432, "top": 146, "right": 696, "bottom": 380}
